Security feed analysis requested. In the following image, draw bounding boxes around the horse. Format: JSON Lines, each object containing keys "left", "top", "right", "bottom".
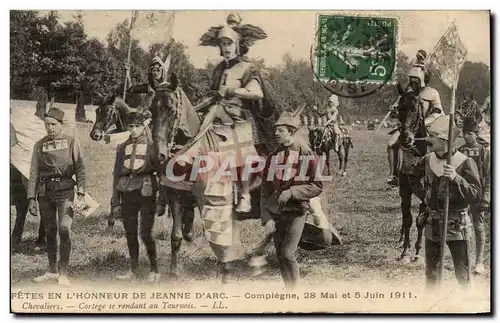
{"left": 147, "top": 73, "right": 273, "bottom": 280}
{"left": 308, "top": 125, "right": 354, "bottom": 176}
{"left": 10, "top": 164, "right": 46, "bottom": 250}
{"left": 89, "top": 94, "right": 129, "bottom": 142}
{"left": 393, "top": 83, "right": 428, "bottom": 264}
{"left": 10, "top": 117, "right": 46, "bottom": 251}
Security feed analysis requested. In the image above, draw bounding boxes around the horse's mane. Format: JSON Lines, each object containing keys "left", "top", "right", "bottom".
{"left": 113, "top": 97, "right": 135, "bottom": 116}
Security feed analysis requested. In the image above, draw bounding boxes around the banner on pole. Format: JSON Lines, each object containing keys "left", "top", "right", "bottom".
{"left": 427, "top": 22, "right": 468, "bottom": 89}
{"left": 130, "top": 11, "right": 176, "bottom": 52}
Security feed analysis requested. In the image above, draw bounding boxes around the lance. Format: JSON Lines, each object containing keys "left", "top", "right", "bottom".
{"left": 439, "top": 60, "right": 466, "bottom": 287}
{"left": 123, "top": 11, "right": 135, "bottom": 101}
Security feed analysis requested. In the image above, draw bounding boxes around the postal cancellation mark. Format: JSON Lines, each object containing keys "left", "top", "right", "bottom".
{"left": 316, "top": 14, "right": 397, "bottom": 97}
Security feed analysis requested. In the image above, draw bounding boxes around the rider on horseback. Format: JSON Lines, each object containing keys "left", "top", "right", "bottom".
{"left": 198, "top": 13, "right": 269, "bottom": 214}
{"left": 387, "top": 50, "right": 444, "bottom": 185}
{"left": 315, "top": 94, "right": 343, "bottom": 152}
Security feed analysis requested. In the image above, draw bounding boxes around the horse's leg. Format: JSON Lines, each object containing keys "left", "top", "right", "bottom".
{"left": 395, "top": 172, "right": 405, "bottom": 245}
{"left": 342, "top": 140, "right": 349, "bottom": 176}
{"left": 413, "top": 201, "right": 426, "bottom": 265}
{"left": 398, "top": 175, "right": 412, "bottom": 264}
{"left": 182, "top": 194, "right": 196, "bottom": 242}
{"left": 166, "top": 187, "right": 184, "bottom": 278}
{"left": 36, "top": 218, "right": 46, "bottom": 247}
{"left": 324, "top": 151, "right": 331, "bottom": 176}
{"left": 337, "top": 148, "right": 343, "bottom": 176}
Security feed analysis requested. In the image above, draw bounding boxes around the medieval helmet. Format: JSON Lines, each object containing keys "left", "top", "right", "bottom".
{"left": 217, "top": 25, "right": 242, "bottom": 56}
{"left": 199, "top": 13, "right": 267, "bottom": 58}
{"left": 217, "top": 25, "right": 241, "bottom": 44}
{"left": 274, "top": 111, "right": 300, "bottom": 130}
{"left": 227, "top": 12, "right": 242, "bottom": 27}
{"left": 462, "top": 116, "right": 479, "bottom": 133}
{"left": 149, "top": 56, "right": 166, "bottom": 75}
{"left": 416, "top": 49, "right": 427, "bottom": 62}
{"left": 408, "top": 66, "right": 426, "bottom": 88}
{"left": 427, "top": 115, "right": 460, "bottom": 142}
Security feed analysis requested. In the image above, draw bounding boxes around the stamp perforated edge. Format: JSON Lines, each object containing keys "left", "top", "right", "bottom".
{"left": 312, "top": 11, "right": 401, "bottom": 86}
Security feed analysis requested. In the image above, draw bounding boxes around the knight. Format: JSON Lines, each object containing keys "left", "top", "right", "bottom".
{"left": 321, "top": 94, "right": 343, "bottom": 152}
{"left": 386, "top": 49, "right": 442, "bottom": 185}
{"left": 198, "top": 13, "right": 270, "bottom": 213}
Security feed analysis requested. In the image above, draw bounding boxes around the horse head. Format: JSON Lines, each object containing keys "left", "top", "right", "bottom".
{"left": 89, "top": 93, "right": 128, "bottom": 141}
{"left": 308, "top": 126, "right": 325, "bottom": 155}
{"left": 457, "top": 92, "right": 481, "bottom": 126}
{"left": 150, "top": 73, "right": 201, "bottom": 161}
{"left": 395, "top": 83, "right": 425, "bottom": 147}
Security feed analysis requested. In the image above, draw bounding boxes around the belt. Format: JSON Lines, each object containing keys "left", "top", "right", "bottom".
{"left": 40, "top": 177, "right": 61, "bottom": 182}
{"left": 39, "top": 176, "right": 73, "bottom": 183}
{"left": 428, "top": 207, "right": 469, "bottom": 217}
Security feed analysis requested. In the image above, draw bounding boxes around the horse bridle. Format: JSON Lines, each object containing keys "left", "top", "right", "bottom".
{"left": 96, "top": 104, "right": 125, "bottom": 135}
{"left": 154, "top": 88, "right": 182, "bottom": 159}
{"left": 459, "top": 99, "right": 478, "bottom": 118}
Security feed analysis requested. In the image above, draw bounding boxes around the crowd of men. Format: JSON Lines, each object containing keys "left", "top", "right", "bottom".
{"left": 10, "top": 14, "right": 490, "bottom": 292}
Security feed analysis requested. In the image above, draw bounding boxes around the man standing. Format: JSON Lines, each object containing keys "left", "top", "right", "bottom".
{"left": 112, "top": 112, "right": 160, "bottom": 283}
{"left": 260, "top": 111, "right": 323, "bottom": 290}
{"left": 458, "top": 116, "right": 490, "bottom": 275}
{"left": 27, "top": 107, "right": 86, "bottom": 286}
{"left": 414, "top": 115, "right": 481, "bottom": 290}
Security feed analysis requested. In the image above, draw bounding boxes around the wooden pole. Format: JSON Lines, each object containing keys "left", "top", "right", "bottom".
{"left": 123, "top": 11, "right": 135, "bottom": 101}
{"left": 439, "top": 62, "right": 460, "bottom": 286}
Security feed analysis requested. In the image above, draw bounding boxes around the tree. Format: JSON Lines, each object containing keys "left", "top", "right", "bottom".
{"left": 457, "top": 61, "right": 490, "bottom": 106}
{"left": 10, "top": 10, "right": 45, "bottom": 99}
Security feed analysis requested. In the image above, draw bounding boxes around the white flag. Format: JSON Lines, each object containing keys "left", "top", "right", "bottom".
{"left": 130, "top": 11, "right": 176, "bottom": 51}
{"left": 427, "top": 22, "right": 468, "bottom": 88}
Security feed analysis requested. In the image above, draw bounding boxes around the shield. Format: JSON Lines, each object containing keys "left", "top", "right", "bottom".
{"left": 299, "top": 196, "right": 342, "bottom": 250}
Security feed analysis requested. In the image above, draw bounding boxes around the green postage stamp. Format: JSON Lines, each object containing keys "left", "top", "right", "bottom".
{"left": 316, "top": 14, "right": 398, "bottom": 87}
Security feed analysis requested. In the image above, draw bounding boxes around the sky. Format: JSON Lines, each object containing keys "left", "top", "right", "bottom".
{"left": 44, "top": 10, "right": 491, "bottom": 69}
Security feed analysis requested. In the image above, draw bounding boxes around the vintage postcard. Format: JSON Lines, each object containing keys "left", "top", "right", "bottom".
{"left": 10, "top": 10, "right": 491, "bottom": 314}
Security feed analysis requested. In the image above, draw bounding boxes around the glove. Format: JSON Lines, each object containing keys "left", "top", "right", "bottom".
{"left": 264, "top": 219, "right": 276, "bottom": 235}
{"left": 28, "top": 199, "right": 38, "bottom": 216}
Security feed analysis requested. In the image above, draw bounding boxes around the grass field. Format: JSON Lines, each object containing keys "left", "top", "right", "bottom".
{"left": 10, "top": 126, "right": 491, "bottom": 312}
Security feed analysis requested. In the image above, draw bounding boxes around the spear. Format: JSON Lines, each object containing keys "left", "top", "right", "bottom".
{"left": 123, "top": 11, "right": 135, "bottom": 101}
